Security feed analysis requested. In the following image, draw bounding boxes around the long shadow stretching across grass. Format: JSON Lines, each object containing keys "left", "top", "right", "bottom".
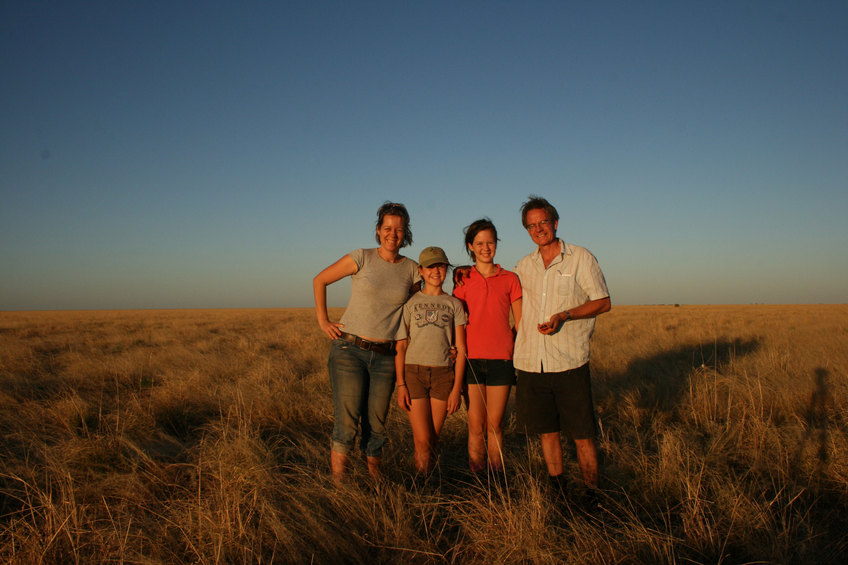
{"left": 598, "top": 337, "right": 761, "bottom": 416}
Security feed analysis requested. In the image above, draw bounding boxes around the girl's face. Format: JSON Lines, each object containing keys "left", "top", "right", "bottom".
{"left": 419, "top": 263, "right": 447, "bottom": 288}
{"left": 377, "top": 214, "right": 405, "bottom": 253}
{"left": 469, "top": 229, "right": 497, "bottom": 264}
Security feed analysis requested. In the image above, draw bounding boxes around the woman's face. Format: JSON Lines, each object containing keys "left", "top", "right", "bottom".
{"left": 377, "top": 214, "right": 405, "bottom": 252}
{"left": 469, "top": 229, "right": 497, "bottom": 264}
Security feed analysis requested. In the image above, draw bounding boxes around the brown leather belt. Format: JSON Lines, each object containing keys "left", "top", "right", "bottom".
{"left": 338, "top": 332, "right": 396, "bottom": 356}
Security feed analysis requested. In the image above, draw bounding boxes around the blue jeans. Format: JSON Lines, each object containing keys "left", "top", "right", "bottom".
{"left": 328, "top": 339, "right": 396, "bottom": 458}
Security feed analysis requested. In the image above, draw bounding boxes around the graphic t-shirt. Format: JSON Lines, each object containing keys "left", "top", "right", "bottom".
{"left": 401, "top": 292, "right": 467, "bottom": 366}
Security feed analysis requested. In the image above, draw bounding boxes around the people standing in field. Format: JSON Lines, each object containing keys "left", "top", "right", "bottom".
{"left": 452, "top": 219, "right": 522, "bottom": 473}
{"left": 313, "top": 202, "right": 420, "bottom": 483}
{"left": 512, "top": 196, "right": 610, "bottom": 501}
{"left": 395, "top": 246, "right": 467, "bottom": 474}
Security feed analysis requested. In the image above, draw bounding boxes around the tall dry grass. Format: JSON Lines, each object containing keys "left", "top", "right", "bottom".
{"left": 1, "top": 305, "right": 847, "bottom": 563}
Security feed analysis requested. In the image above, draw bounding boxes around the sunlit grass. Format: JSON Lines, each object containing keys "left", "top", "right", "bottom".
{"left": 1, "top": 305, "right": 847, "bottom": 563}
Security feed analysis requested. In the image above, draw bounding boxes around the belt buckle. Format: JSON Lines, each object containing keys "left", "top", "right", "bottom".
{"left": 360, "top": 339, "right": 373, "bottom": 351}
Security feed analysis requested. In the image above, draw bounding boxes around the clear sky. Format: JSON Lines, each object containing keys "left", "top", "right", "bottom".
{"left": 2, "top": 1, "right": 846, "bottom": 310}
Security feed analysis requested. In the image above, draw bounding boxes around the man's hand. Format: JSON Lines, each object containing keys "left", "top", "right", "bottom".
{"left": 537, "top": 313, "right": 564, "bottom": 335}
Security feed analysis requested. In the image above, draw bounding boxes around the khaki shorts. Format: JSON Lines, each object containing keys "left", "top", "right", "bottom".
{"left": 405, "top": 364, "right": 455, "bottom": 401}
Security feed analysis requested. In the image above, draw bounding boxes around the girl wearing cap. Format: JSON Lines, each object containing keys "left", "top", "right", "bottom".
{"left": 395, "top": 246, "right": 467, "bottom": 474}
{"left": 313, "top": 202, "right": 420, "bottom": 483}
{"left": 453, "top": 218, "right": 522, "bottom": 473}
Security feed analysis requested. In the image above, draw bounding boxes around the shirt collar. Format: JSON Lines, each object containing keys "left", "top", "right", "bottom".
{"left": 472, "top": 264, "right": 504, "bottom": 278}
{"left": 532, "top": 239, "right": 569, "bottom": 265}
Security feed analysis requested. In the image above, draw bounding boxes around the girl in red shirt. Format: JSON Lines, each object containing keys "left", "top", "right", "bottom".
{"left": 453, "top": 219, "right": 522, "bottom": 472}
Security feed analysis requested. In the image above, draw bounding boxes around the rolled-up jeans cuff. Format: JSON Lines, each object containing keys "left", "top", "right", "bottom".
{"left": 331, "top": 441, "right": 351, "bottom": 456}
{"left": 364, "top": 445, "right": 383, "bottom": 458}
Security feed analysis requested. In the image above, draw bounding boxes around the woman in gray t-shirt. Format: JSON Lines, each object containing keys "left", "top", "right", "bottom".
{"left": 313, "top": 202, "right": 420, "bottom": 482}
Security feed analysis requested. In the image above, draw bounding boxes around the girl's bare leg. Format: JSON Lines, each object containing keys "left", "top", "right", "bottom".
{"left": 409, "top": 398, "right": 436, "bottom": 473}
{"left": 466, "top": 384, "right": 487, "bottom": 472}
{"left": 430, "top": 397, "right": 449, "bottom": 436}
{"left": 485, "top": 385, "right": 511, "bottom": 471}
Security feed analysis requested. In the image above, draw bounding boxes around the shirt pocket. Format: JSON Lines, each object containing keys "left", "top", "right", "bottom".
{"left": 556, "top": 272, "right": 574, "bottom": 297}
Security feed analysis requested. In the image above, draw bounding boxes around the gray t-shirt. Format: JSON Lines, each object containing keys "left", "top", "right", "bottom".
{"left": 401, "top": 292, "right": 467, "bottom": 366}
{"left": 339, "top": 248, "right": 420, "bottom": 341}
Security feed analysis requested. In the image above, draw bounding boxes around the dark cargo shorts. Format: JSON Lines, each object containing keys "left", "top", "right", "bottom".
{"left": 516, "top": 363, "right": 596, "bottom": 439}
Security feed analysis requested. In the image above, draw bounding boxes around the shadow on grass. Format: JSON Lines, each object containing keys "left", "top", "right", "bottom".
{"left": 800, "top": 367, "right": 832, "bottom": 491}
{"left": 597, "top": 337, "right": 761, "bottom": 416}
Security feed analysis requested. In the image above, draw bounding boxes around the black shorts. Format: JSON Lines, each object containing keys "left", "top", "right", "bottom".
{"left": 516, "top": 363, "right": 596, "bottom": 439}
{"left": 465, "top": 359, "right": 516, "bottom": 387}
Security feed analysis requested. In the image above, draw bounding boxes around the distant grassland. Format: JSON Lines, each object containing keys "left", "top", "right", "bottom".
{"left": 1, "top": 305, "right": 847, "bottom": 563}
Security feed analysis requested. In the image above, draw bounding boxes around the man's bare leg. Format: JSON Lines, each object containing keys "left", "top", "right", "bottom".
{"left": 574, "top": 438, "right": 599, "bottom": 489}
{"left": 540, "top": 432, "right": 564, "bottom": 477}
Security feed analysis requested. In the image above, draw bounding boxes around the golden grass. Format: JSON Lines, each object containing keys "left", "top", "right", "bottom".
{"left": 1, "top": 305, "right": 847, "bottom": 563}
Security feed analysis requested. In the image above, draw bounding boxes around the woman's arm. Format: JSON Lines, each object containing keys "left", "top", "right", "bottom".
{"left": 313, "top": 254, "right": 358, "bottom": 339}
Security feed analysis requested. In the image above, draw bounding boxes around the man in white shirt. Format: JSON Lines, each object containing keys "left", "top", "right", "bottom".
{"left": 513, "top": 196, "right": 611, "bottom": 499}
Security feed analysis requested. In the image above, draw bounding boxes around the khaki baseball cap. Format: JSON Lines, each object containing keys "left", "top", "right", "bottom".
{"left": 419, "top": 246, "right": 450, "bottom": 268}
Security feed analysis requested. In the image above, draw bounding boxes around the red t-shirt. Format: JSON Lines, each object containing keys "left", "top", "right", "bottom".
{"left": 453, "top": 265, "right": 522, "bottom": 359}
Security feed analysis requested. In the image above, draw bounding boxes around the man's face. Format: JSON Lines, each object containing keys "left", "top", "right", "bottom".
{"left": 524, "top": 208, "right": 558, "bottom": 247}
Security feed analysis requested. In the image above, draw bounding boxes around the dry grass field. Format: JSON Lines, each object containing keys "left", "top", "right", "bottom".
{"left": 1, "top": 305, "right": 847, "bottom": 564}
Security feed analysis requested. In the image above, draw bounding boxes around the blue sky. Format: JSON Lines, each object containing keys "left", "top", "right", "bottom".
{"left": 2, "top": 1, "right": 846, "bottom": 310}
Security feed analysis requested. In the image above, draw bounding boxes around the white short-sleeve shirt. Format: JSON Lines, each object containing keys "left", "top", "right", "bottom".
{"left": 513, "top": 239, "right": 609, "bottom": 373}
